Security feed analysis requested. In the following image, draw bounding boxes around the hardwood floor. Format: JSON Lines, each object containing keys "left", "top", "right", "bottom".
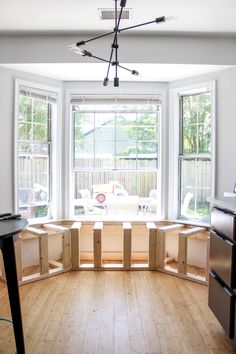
{"left": 0, "top": 271, "right": 235, "bottom": 354}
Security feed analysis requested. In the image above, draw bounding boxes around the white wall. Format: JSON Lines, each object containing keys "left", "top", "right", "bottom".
{"left": 0, "top": 67, "right": 62, "bottom": 214}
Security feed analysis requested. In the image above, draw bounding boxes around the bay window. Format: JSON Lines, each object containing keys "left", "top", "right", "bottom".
{"left": 178, "top": 88, "right": 214, "bottom": 222}
{"left": 71, "top": 98, "right": 160, "bottom": 217}
{"left": 15, "top": 81, "right": 60, "bottom": 219}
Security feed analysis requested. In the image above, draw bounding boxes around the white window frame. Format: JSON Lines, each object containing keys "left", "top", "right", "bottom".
{"left": 14, "top": 79, "right": 62, "bottom": 221}
{"left": 65, "top": 86, "right": 167, "bottom": 219}
{"left": 168, "top": 80, "right": 216, "bottom": 223}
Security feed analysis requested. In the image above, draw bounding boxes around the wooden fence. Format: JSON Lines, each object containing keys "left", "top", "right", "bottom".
{"left": 18, "top": 155, "right": 211, "bottom": 206}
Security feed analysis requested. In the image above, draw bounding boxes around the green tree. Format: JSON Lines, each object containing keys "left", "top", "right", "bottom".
{"left": 19, "top": 96, "right": 48, "bottom": 142}
{"left": 182, "top": 93, "right": 211, "bottom": 154}
{"left": 117, "top": 106, "right": 158, "bottom": 154}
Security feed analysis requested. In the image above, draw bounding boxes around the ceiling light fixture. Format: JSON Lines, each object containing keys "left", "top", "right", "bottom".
{"left": 68, "top": 0, "right": 172, "bottom": 87}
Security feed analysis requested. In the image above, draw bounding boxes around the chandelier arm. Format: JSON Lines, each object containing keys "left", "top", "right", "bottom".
{"left": 75, "top": 16, "right": 166, "bottom": 47}
{"left": 117, "top": 64, "right": 138, "bottom": 74}
{"left": 76, "top": 30, "right": 115, "bottom": 47}
{"left": 118, "top": 16, "right": 166, "bottom": 33}
{"left": 88, "top": 53, "right": 137, "bottom": 74}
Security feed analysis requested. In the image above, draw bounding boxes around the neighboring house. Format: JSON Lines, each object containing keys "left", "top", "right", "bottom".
{"left": 78, "top": 117, "right": 132, "bottom": 156}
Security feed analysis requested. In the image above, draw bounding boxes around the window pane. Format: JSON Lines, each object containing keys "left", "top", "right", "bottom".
{"left": 116, "top": 157, "right": 137, "bottom": 170}
{"left": 19, "top": 96, "right": 32, "bottom": 123}
{"left": 33, "top": 100, "right": 48, "bottom": 123}
{"left": 116, "top": 139, "right": 137, "bottom": 169}
{"left": 95, "top": 141, "right": 115, "bottom": 169}
{"left": 18, "top": 154, "right": 49, "bottom": 190}
{"left": 182, "top": 124, "right": 198, "bottom": 153}
{"left": 95, "top": 112, "right": 115, "bottom": 128}
{"left": 179, "top": 90, "right": 212, "bottom": 222}
{"left": 74, "top": 141, "right": 94, "bottom": 155}
{"left": 74, "top": 112, "right": 94, "bottom": 133}
{"left": 198, "top": 123, "right": 211, "bottom": 153}
{"left": 72, "top": 101, "right": 160, "bottom": 217}
{"left": 18, "top": 151, "right": 49, "bottom": 218}
{"left": 19, "top": 122, "right": 32, "bottom": 140}
{"left": 74, "top": 141, "right": 94, "bottom": 169}
{"left": 94, "top": 156, "right": 115, "bottom": 169}
{"left": 137, "top": 141, "right": 157, "bottom": 154}
{"left": 18, "top": 88, "right": 54, "bottom": 219}
{"left": 19, "top": 142, "right": 49, "bottom": 155}
{"left": 180, "top": 158, "right": 211, "bottom": 220}
{"left": 73, "top": 170, "right": 158, "bottom": 216}
{"left": 137, "top": 112, "right": 157, "bottom": 126}
{"left": 137, "top": 126, "right": 157, "bottom": 141}
{"left": 137, "top": 158, "right": 157, "bottom": 170}
{"left": 117, "top": 139, "right": 136, "bottom": 156}
{"left": 32, "top": 123, "right": 48, "bottom": 141}
{"left": 182, "top": 95, "right": 198, "bottom": 125}
{"left": 137, "top": 141, "right": 158, "bottom": 169}
{"left": 182, "top": 92, "right": 211, "bottom": 154}
{"left": 94, "top": 141, "right": 115, "bottom": 156}
{"left": 95, "top": 126, "right": 115, "bottom": 141}
{"left": 116, "top": 112, "right": 136, "bottom": 126}
{"left": 74, "top": 126, "right": 85, "bottom": 140}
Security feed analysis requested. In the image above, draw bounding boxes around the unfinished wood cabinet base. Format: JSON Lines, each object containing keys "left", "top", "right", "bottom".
{"left": 0, "top": 219, "right": 210, "bottom": 286}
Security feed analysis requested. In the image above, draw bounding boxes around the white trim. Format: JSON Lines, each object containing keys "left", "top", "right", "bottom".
{"left": 14, "top": 79, "right": 62, "bottom": 220}
{"left": 65, "top": 86, "right": 167, "bottom": 220}
{"left": 168, "top": 87, "right": 181, "bottom": 219}
{"left": 210, "top": 81, "right": 216, "bottom": 204}
{"left": 14, "top": 80, "right": 20, "bottom": 214}
{"left": 168, "top": 80, "right": 216, "bottom": 221}
{"left": 159, "top": 89, "right": 167, "bottom": 219}
{"left": 64, "top": 89, "right": 74, "bottom": 218}
{"left": 51, "top": 88, "right": 63, "bottom": 219}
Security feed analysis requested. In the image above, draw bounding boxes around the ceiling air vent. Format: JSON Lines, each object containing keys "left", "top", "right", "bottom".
{"left": 100, "top": 9, "right": 130, "bottom": 20}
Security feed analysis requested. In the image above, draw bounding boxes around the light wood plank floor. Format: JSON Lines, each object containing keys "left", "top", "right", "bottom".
{"left": 0, "top": 271, "right": 236, "bottom": 354}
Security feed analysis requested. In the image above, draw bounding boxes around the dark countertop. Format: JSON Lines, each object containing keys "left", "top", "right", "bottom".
{"left": 0, "top": 218, "right": 28, "bottom": 238}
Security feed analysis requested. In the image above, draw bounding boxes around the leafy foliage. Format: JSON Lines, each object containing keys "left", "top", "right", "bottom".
{"left": 182, "top": 93, "right": 211, "bottom": 154}
{"left": 19, "top": 96, "right": 48, "bottom": 141}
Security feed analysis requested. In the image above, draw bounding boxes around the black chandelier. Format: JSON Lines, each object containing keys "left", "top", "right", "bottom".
{"left": 68, "top": 0, "right": 172, "bottom": 87}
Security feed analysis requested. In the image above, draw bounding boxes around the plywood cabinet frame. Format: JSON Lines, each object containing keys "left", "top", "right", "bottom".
{"left": 3, "top": 220, "right": 210, "bottom": 286}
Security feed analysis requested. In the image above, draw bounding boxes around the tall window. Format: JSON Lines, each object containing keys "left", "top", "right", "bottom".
{"left": 179, "top": 90, "right": 212, "bottom": 222}
{"left": 16, "top": 85, "right": 57, "bottom": 219}
{"left": 71, "top": 99, "right": 160, "bottom": 216}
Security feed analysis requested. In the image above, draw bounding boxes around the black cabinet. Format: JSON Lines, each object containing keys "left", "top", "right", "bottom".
{"left": 211, "top": 207, "right": 236, "bottom": 241}
{"left": 209, "top": 206, "right": 236, "bottom": 342}
{"left": 209, "top": 272, "right": 235, "bottom": 338}
{"left": 210, "top": 230, "right": 236, "bottom": 288}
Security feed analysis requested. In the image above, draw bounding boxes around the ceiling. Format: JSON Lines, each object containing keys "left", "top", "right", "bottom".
{"left": 1, "top": 0, "right": 235, "bottom": 82}
{"left": 0, "top": 63, "right": 231, "bottom": 82}
{"left": 1, "top": 0, "right": 236, "bottom": 34}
